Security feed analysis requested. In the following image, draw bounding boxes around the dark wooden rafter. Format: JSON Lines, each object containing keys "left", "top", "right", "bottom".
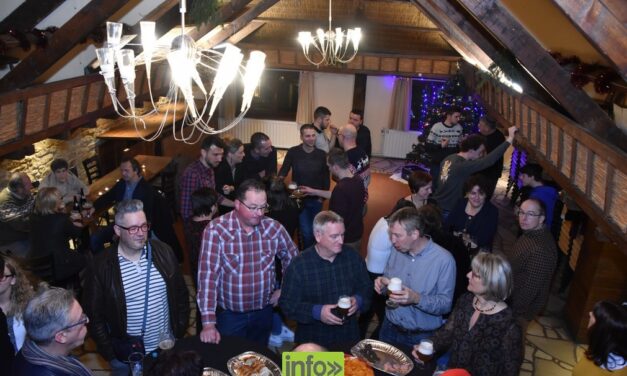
{"left": 0, "top": 0, "right": 65, "bottom": 33}
{"left": 197, "top": 0, "right": 279, "bottom": 49}
{"left": 410, "top": 0, "right": 492, "bottom": 69}
{"left": 0, "top": 0, "right": 130, "bottom": 92}
{"left": 551, "top": 0, "right": 627, "bottom": 82}
{"left": 225, "top": 20, "right": 265, "bottom": 45}
{"left": 255, "top": 17, "right": 441, "bottom": 33}
{"left": 185, "top": 0, "right": 256, "bottom": 41}
{"left": 455, "top": 0, "right": 626, "bottom": 151}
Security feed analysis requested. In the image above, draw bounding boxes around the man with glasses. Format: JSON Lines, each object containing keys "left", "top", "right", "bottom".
{"left": 84, "top": 200, "right": 189, "bottom": 376}
{"left": 13, "top": 286, "right": 93, "bottom": 375}
{"left": 198, "top": 179, "right": 298, "bottom": 345}
{"left": 506, "top": 198, "right": 557, "bottom": 339}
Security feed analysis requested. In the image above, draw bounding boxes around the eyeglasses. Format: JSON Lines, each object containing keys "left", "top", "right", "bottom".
{"left": 115, "top": 223, "right": 151, "bottom": 234}
{"left": 515, "top": 209, "right": 543, "bottom": 218}
{"left": 238, "top": 200, "right": 269, "bottom": 213}
{"left": 0, "top": 273, "right": 14, "bottom": 282}
{"left": 60, "top": 313, "right": 89, "bottom": 332}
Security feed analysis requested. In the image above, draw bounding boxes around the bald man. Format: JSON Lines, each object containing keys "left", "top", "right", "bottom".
{"left": 338, "top": 124, "right": 370, "bottom": 191}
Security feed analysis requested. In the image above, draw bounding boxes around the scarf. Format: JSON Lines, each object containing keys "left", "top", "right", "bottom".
{"left": 21, "top": 339, "right": 93, "bottom": 376}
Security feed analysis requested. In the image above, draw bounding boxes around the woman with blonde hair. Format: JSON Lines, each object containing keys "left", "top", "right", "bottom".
{"left": 416, "top": 252, "right": 522, "bottom": 376}
{"left": 0, "top": 253, "right": 35, "bottom": 355}
{"left": 30, "top": 187, "right": 86, "bottom": 283}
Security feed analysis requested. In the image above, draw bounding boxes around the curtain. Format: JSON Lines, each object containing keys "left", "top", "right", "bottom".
{"left": 389, "top": 76, "right": 412, "bottom": 131}
{"left": 296, "top": 71, "right": 314, "bottom": 125}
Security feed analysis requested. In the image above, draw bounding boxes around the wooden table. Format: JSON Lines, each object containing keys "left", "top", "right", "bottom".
{"left": 86, "top": 154, "right": 172, "bottom": 202}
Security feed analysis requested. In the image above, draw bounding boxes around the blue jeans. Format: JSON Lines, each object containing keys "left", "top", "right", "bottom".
{"left": 379, "top": 317, "right": 434, "bottom": 348}
{"left": 299, "top": 199, "right": 322, "bottom": 249}
{"left": 216, "top": 305, "right": 273, "bottom": 345}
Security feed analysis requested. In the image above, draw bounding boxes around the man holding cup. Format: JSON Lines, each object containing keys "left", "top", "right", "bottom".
{"left": 280, "top": 211, "right": 372, "bottom": 347}
{"left": 374, "top": 207, "right": 456, "bottom": 347}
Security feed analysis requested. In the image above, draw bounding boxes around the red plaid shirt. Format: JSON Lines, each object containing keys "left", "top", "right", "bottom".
{"left": 179, "top": 159, "right": 223, "bottom": 221}
{"left": 197, "top": 211, "right": 298, "bottom": 325}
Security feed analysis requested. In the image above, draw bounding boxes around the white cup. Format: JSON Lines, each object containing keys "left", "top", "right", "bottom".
{"left": 388, "top": 277, "right": 402, "bottom": 292}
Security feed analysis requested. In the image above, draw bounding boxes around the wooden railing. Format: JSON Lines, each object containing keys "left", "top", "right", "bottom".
{"left": 0, "top": 63, "right": 169, "bottom": 156}
{"left": 464, "top": 66, "right": 627, "bottom": 248}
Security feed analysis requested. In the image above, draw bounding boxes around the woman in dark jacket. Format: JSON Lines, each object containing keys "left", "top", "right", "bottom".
{"left": 29, "top": 187, "right": 86, "bottom": 283}
{"left": 444, "top": 175, "right": 498, "bottom": 251}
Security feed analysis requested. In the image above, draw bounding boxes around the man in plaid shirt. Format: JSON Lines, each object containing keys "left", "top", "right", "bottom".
{"left": 179, "top": 136, "right": 234, "bottom": 232}
{"left": 197, "top": 179, "right": 298, "bottom": 345}
{"left": 279, "top": 211, "right": 372, "bottom": 347}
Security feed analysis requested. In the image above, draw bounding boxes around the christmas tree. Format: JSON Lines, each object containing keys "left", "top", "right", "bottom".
{"left": 412, "top": 71, "right": 485, "bottom": 136}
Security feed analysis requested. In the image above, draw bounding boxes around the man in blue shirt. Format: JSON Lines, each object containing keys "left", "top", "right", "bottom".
{"left": 374, "top": 207, "right": 456, "bottom": 347}
{"left": 519, "top": 163, "right": 558, "bottom": 230}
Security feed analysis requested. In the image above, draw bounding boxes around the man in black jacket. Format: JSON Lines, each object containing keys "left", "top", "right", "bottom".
{"left": 84, "top": 200, "right": 189, "bottom": 376}
{"left": 91, "top": 156, "right": 156, "bottom": 254}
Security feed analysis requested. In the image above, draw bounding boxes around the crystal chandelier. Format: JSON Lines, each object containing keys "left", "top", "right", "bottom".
{"left": 297, "top": 0, "right": 362, "bottom": 67}
{"left": 95, "top": 0, "right": 266, "bottom": 143}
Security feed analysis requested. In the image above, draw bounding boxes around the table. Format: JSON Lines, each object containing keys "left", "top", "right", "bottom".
{"left": 331, "top": 341, "right": 436, "bottom": 376}
{"left": 145, "top": 336, "right": 281, "bottom": 374}
{"left": 86, "top": 154, "right": 172, "bottom": 203}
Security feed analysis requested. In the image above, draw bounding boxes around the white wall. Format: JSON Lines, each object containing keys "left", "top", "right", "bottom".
{"left": 364, "top": 75, "right": 396, "bottom": 156}
{"left": 313, "top": 72, "right": 355, "bottom": 129}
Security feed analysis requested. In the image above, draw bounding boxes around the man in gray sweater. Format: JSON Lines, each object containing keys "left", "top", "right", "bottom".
{"left": 433, "top": 126, "right": 517, "bottom": 218}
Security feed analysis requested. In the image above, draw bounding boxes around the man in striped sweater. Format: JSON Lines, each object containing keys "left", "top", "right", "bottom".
{"left": 84, "top": 200, "right": 189, "bottom": 376}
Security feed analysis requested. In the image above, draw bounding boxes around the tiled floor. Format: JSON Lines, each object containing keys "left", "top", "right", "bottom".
{"left": 79, "top": 169, "right": 585, "bottom": 375}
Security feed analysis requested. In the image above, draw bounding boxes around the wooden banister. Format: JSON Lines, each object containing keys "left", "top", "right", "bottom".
{"left": 463, "top": 64, "right": 627, "bottom": 249}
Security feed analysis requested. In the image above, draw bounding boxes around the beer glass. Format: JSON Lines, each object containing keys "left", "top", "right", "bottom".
{"left": 386, "top": 278, "right": 402, "bottom": 308}
{"left": 337, "top": 295, "right": 351, "bottom": 321}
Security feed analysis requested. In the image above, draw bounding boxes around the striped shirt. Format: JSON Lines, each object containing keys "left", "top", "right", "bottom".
{"left": 119, "top": 247, "right": 170, "bottom": 353}
{"left": 197, "top": 211, "right": 298, "bottom": 325}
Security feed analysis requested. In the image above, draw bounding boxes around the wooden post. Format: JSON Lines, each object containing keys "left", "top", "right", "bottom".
{"left": 565, "top": 221, "right": 627, "bottom": 342}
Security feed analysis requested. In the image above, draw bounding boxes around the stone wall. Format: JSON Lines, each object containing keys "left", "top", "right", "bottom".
{"left": 0, "top": 119, "right": 115, "bottom": 187}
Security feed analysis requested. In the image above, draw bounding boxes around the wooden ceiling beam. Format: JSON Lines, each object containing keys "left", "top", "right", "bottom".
{"left": 551, "top": 0, "right": 627, "bottom": 81}
{"left": 185, "top": 0, "right": 255, "bottom": 42}
{"left": 0, "top": 0, "right": 130, "bottom": 92}
{"left": 255, "top": 17, "right": 441, "bottom": 33}
{"left": 410, "top": 0, "right": 492, "bottom": 69}
{"left": 225, "top": 20, "right": 266, "bottom": 45}
{"left": 0, "top": 0, "right": 64, "bottom": 33}
{"left": 456, "top": 0, "right": 626, "bottom": 151}
{"left": 196, "top": 0, "right": 279, "bottom": 49}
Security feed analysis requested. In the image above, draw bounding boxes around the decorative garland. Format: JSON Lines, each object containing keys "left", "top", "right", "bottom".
{"left": 549, "top": 52, "right": 622, "bottom": 94}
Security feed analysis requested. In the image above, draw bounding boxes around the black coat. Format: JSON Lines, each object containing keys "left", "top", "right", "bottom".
{"left": 83, "top": 239, "right": 189, "bottom": 361}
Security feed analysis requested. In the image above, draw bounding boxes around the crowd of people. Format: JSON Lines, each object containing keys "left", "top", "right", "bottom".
{"left": 0, "top": 106, "right": 624, "bottom": 376}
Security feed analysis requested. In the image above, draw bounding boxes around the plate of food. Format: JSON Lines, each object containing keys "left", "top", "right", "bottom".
{"left": 227, "top": 352, "right": 281, "bottom": 376}
{"left": 351, "top": 339, "right": 414, "bottom": 376}
{"left": 344, "top": 354, "right": 374, "bottom": 376}
{"left": 203, "top": 367, "right": 229, "bottom": 376}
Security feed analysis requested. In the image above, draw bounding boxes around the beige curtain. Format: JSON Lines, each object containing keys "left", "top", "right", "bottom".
{"left": 296, "top": 71, "right": 314, "bottom": 125}
{"left": 389, "top": 76, "right": 412, "bottom": 131}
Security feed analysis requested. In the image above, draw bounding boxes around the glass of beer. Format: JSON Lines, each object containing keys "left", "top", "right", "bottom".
{"left": 386, "top": 278, "right": 402, "bottom": 308}
{"left": 337, "top": 295, "right": 351, "bottom": 321}
{"left": 158, "top": 328, "right": 175, "bottom": 351}
{"left": 414, "top": 339, "right": 434, "bottom": 366}
{"left": 81, "top": 200, "right": 93, "bottom": 219}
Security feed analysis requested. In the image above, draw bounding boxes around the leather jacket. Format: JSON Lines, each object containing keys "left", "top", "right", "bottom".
{"left": 83, "top": 239, "right": 189, "bottom": 361}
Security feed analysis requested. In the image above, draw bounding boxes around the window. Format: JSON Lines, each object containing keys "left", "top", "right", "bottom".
{"left": 409, "top": 78, "right": 446, "bottom": 132}
{"left": 235, "top": 69, "right": 299, "bottom": 121}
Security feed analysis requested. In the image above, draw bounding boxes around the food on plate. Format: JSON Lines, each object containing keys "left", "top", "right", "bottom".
{"left": 361, "top": 343, "right": 380, "bottom": 363}
{"left": 382, "top": 361, "right": 413, "bottom": 375}
{"left": 345, "top": 355, "right": 374, "bottom": 376}
{"left": 232, "top": 356, "right": 272, "bottom": 376}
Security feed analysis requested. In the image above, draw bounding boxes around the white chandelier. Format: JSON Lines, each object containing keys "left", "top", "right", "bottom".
{"left": 95, "top": 0, "right": 266, "bottom": 143}
{"left": 297, "top": 0, "right": 362, "bottom": 67}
